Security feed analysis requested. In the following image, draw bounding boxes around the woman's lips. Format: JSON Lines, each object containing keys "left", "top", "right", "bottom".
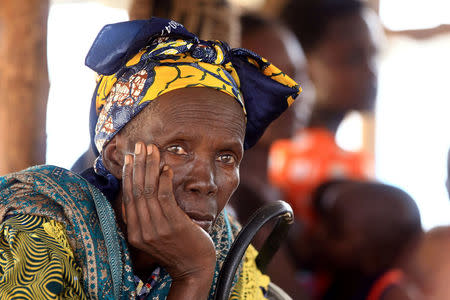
{"left": 191, "top": 219, "right": 213, "bottom": 232}
{"left": 186, "top": 212, "right": 214, "bottom": 232}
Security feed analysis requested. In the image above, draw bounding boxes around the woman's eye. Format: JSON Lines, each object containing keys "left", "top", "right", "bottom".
{"left": 166, "top": 145, "right": 187, "bottom": 155}
{"left": 217, "top": 154, "right": 236, "bottom": 165}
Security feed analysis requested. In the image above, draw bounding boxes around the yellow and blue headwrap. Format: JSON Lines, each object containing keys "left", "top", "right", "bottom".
{"left": 86, "top": 17, "right": 301, "bottom": 157}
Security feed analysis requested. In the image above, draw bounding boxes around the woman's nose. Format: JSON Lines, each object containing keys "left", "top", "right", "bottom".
{"left": 184, "top": 156, "right": 218, "bottom": 196}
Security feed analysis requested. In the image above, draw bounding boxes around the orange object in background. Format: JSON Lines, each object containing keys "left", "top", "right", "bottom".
{"left": 268, "top": 128, "right": 372, "bottom": 225}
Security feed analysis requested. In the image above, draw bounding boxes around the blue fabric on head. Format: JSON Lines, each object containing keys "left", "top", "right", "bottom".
{"left": 86, "top": 18, "right": 198, "bottom": 75}
{"left": 89, "top": 83, "right": 101, "bottom": 157}
{"left": 86, "top": 17, "right": 300, "bottom": 152}
{"left": 228, "top": 48, "right": 292, "bottom": 149}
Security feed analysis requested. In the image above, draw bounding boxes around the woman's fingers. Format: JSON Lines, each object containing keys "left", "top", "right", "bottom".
{"left": 133, "top": 142, "right": 153, "bottom": 231}
{"left": 158, "top": 165, "right": 183, "bottom": 221}
{"left": 144, "top": 144, "right": 162, "bottom": 212}
{"left": 143, "top": 144, "right": 165, "bottom": 230}
{"left": 125, "top": 142, "right": 173, "bottom": 249}
{"left": 122, "top": 153, "right": 142, "bottom": 245}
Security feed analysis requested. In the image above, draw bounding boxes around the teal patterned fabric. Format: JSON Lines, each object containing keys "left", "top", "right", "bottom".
{"left": 0, "top": 165, "right": 241, "bottom": 299}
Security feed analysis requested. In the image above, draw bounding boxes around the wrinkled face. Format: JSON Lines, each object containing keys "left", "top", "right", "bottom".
{"left": 115, "top": 88, "right": 246, "bottom": 231}
{"left": 308, "top": 9, "right": 381, "bottom": 112}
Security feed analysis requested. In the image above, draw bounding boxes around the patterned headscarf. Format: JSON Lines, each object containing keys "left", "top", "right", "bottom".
{"left": 86, "top": 17, "right": 301, "bottom": 157}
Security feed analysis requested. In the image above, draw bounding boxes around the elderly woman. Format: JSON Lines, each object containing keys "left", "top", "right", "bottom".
{"left": 0, "top": 18, "right": 300, "bottom": 299}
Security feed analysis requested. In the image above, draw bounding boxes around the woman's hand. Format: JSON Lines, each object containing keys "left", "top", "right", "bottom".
{"left": 121, "top": 142, "right": 216, "bottom": 298}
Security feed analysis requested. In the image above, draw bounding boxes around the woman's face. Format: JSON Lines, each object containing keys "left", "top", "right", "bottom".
{"left": 117, "top": 87, "right": 246, "bottom": 231}
{"left": 307, "top": 9, "right": 381, "bottom": 112}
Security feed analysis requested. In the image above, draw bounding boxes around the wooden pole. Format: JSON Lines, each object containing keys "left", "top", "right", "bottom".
{"left": 0, "top": 0, "right": 50, "bottom": 175}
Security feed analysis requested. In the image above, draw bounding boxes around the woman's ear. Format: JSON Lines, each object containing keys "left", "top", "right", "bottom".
{"left": 102, "top": 137, "right": 124, "bottom": 179}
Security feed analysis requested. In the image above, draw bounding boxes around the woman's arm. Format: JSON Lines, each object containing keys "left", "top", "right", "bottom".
{"left": 168, "top": 271, "right": 215, "bottom": 299}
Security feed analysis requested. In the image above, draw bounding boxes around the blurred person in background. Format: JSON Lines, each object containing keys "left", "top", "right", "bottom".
{"left": 228, "top": 13, "right": 310, "bottom": 299}
{"left": 282, "top": 0, "right": 382, "bottom": 135}
{"left": 269, "top": 0, "right": 383, "bottom": 245}
{"left": 229, "top": 13, "right": 308, "bottom": 227}
{"left": 398, "top": 149, "right": 450, "bottom": 299}
{"left": 268, "top": 129, "right": 372, "bottom": 225}
{"left": 402, "top": 226, "right": 450, "bottom": 300}
{"left": 292, "top": 180, "right": 422, "bottom": 300}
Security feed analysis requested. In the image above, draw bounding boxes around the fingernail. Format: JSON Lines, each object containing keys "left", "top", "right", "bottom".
{"left": 135, "top": 143, "right": 141, "bottom": 155}
{"left": 163, "top": 165, "right": 169, "bottom": 171}
{"left": 147, "top": 144, "right": 153, "bottom": 156}
{"left": 125, "top": 155, "right": 131, "bottom": 165}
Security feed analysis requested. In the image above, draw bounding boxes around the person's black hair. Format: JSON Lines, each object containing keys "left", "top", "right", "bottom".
{"left": 311, "top": 179, "right": 350, "bottom": 217}
{"left": 313, "top": 179, "right": 422, "bottom": 272}
{"left": 282, "top": 0, "right": 365, "bottom": 53}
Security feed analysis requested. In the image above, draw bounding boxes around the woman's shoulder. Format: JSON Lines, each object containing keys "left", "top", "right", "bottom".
{"left": 0, "top": 164, "right": 104, "bottom": 226}
{"left": 1, "top": 164, "right": 100, "bottom": 201}
{"left": 15, "top": 164, "right": 87, "bottom": 182}
{"left": 0, "top": 164, "right": 89, "bottom": 188}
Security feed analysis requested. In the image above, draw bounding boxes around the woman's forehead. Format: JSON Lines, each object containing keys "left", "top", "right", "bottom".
{"left": 137, "top": 88, "right": 246, "bottom": 141}
{"left": 160, "top": 87, "right": 243, "bottom": 117}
